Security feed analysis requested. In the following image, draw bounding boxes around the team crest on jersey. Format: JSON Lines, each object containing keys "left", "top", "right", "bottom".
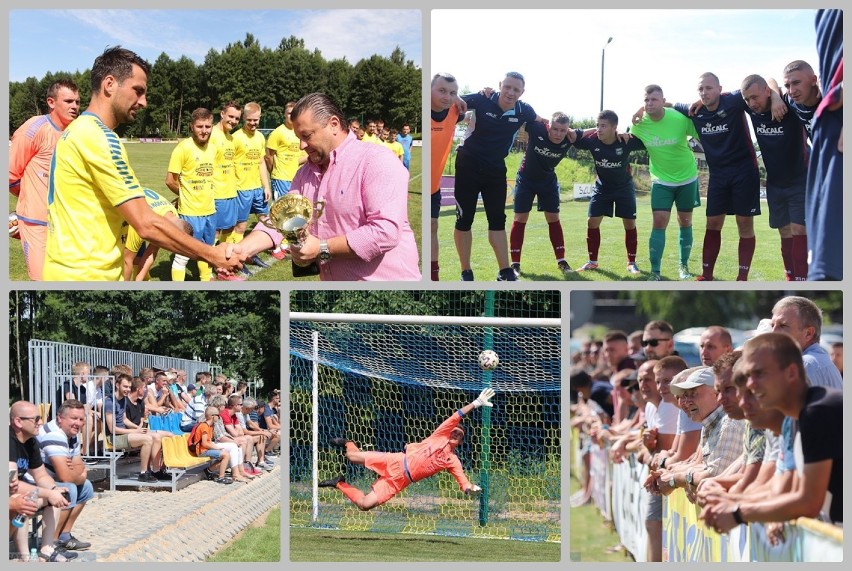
{"left": 615, "top": 148, "right": 624, "bottom": 156}
{"left": 485, "top": 112, "right": 498, "bottom": 119}
{"left": 756, "top": 124, "right": 784, "bottom": 135}
{"left": 508, "top": 118, "right": 518, "bottom": 122}
{"left": 701, "top": 123, "right": 729, "bottom": 135}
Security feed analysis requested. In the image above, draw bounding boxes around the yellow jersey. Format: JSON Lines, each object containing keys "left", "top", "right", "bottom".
{"left": 266, "top": 123, "right": 305, "bottom": 182}
{"left": 44, "top": 112, "right": 145, "bottom": 281}
{"left": 232, "top": 128, "right": 266, "bottom": 191}
{"left": 122, "top": 188, "right": 178, "bottom": 254}
{"left": 209, "top": 126, "right": 238, "bottom": 200}
{"left": 167, "top": 137, "right": 216, "bottom": 216}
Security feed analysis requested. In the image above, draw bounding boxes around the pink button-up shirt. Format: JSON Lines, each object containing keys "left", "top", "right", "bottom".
{"left": 268, "top": 132, "right": 421, "bottom": 281}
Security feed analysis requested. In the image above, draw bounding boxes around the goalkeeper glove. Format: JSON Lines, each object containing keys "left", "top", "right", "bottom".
{"left": 473, "top": 387, "right": 495, "bottom": 408}
{"left": 465, "top": 485, "right": 482, "bottom": 495}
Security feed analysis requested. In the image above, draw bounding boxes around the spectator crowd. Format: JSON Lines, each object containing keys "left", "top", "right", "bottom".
{"left": 571, "top": 295, "right": 842, "bottom": 561}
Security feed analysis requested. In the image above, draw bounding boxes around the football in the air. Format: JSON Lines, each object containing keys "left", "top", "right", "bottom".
{"left": 478, "top": 349, "right": 499, "bottom": 371}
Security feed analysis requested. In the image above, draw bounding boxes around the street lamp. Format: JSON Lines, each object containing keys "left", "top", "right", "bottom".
{"left": 600, "top": 37, "right": 613, "bottom": 112}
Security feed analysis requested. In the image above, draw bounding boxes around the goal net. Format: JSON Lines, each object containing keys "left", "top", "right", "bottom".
{"left": 290, "top": 310, "right": 561, "bottom": 542}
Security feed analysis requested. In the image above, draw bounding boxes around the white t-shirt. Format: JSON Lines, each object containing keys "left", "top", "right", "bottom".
{"left": 656, "top": 401, "right": 680, "bottom": 435}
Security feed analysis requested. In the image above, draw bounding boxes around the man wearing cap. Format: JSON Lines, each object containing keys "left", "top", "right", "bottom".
{"left": 653, "top": 366, "right": 745, "bottom": 497}
{"left": 704, "top": 332, "right": 842, "bottom": 531}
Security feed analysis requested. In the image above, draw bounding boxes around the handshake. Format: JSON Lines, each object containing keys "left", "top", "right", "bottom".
{"left": 212, "top": 242, "right": 250, "bottom": 275}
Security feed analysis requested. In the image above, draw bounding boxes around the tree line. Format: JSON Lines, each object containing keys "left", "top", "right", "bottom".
{"left": 9, "top": 291, "right": 281, "bottom": 402}
{"left": 9, "top": 34, "right": 421, "bottom": 138}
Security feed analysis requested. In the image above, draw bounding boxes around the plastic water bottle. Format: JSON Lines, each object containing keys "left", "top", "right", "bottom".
{"left": 29, "top": 548, "right": 38, "bottom": 562}
{"left": 11, "top": 489, "right": 39, "bottom": 528}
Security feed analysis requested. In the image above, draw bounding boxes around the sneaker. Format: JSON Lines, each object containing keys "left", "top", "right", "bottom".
{"left": 318, "top": 475, "right": 345, "bottom": 488}
{"left": 510, "top": 262, "right": 521, "bottom": 277}
{"left": 245, "top": 465, "right": 262, "bottom": 476}
{"left": 256, "top": 462, "right": 274, "bottom": 471}
{"left": 239, "top": 266, "right": 253, "bottom": 277}
{"left": 649, "top": 272, "right": 662, "bottom": 281}
{"left": 329, "top": 437, "right": 348, "bottom": 448}
{"left": 626, "top": 262, "right": 641, "bottom": 275}
{"left": 496, "top": 268, "right": 517, "bottom": 281}
{"left": 153, "top": 469, "right": 172, "bottom": 481}
{"left": 558, "top": 261, "right": 573, "bottom": 275}
{"left": 271, "top": 248, "right": 288, "bottom": 261}
{"left": 248, "top": 255, "right": 271, "bottom": 268}
{"left": 217, "top": 271, "right": 246, "bottom": 282}
{"left": 461, "top": 269, "right": 474, "bottom": 281}
{"left": 678, "top": 264, "right": 693, "bottom": 280}
{"left": 138, "top": 471, "right": 158, "bottom": 483}
{"left": 695, "top": 275, "right": 713, "bottom": 282}
{"left": 55, "top": 535, "right": 92, "bottom": 551}
{"left": 577, "top": 261, "right": 599, "bottom": 272}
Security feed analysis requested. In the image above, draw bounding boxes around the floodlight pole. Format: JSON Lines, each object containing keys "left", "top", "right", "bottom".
{"left": 600, "top": 37, "right": 613, "bottom": 112}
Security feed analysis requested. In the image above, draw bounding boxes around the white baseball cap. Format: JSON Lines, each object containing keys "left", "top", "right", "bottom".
{"left": 670, "top": 367, "right": 715, "bottom": 396}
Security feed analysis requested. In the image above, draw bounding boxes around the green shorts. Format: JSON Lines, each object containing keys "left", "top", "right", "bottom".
{"left": 650, "top": 180, "right": 700, "bottom": 212}
{"left": 107, "top": 434, "right": 131, "bottom": 450}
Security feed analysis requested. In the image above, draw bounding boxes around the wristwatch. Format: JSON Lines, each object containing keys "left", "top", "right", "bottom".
{"left": 667, "top": 476, "right": 676, "bottom": 488}
{"left": 686, "top": 471, "right": 695, "bottom": 488}
{"left": 732, "top": 504, "right": 745, "bottom": 525}
{"left": 319, "top": 240, "right": 331, "bottom": 262}
{"left": 659, "top": 456, "right": 667, "bottom": 469}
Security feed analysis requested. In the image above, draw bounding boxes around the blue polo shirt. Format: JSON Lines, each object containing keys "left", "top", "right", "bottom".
{"left": 572, "top": 129, "right": 646, "bottom": 190}
{"left": 746, "top": 103, "right": 809, "bottom": 185}
{"left": 675, "top": 91, "right": 757, "bottom": 171}
{"left": 459, "top": 92, "right": 538, "bottom": 169}
{"left": 516, "top": 121, "right": 573, "bottom": 185}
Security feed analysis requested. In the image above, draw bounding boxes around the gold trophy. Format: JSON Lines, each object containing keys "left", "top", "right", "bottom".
{"left": 264, "top": 194, "right": 326, "bottom": 277}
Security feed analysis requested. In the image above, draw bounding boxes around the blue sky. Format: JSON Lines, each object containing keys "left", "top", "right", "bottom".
{"left": 433, "top": 9, "right": 821, "bottom": 129}
{"left": 9, "top": 9, "right": 422, "bottom": 82}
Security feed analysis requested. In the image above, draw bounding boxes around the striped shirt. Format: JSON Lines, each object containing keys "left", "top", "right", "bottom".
{"left": 699, "top": 405, "right": 746, "bottom": 477}
{"left": 803, "top": 343, "right": 843, "bottom": 389}
{"left": 181, "top": 393, "right": 207, "bottom": 427}
{"left": 37, "top": 419, "right": 79, "bottom": 479}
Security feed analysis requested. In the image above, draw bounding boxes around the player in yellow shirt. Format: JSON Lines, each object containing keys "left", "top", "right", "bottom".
{"left": 165, "top": 108, "right": 217, "bottom": 281}
{"left": 385, "top": 128, "right": 405, "bottom": 162}
{"left": 362, "top": 120, "right": 380, "bottom": 144}
{"left": 121, "top": 188, "right": 193, "bottom": 281}
{"left": 9, "top": 79, "right": 80, "bottom": 280}
{"left": 44, "top": 46, "right": 243, "bottom": 281}
{"left": 232, "top": 102, "right": 271, "bottom": 240}
{"left": 210, "top": 101, "right": 241, "bottom": 248}
{"left": 265, "top": 101, "right": 307, "bottom": 260}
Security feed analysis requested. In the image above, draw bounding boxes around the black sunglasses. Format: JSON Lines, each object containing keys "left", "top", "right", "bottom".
{"left": 641, "top": 338, "right": 671, "bottom": 347}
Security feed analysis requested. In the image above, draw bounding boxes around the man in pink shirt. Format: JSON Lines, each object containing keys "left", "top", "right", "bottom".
{"left": 318, "top": 388, "right": 495, "bottom": 510}
{"left": 9, "top": 79, "right": 80, "bottom": 280}
{"left": 234, "top": 92, "right": 421, "bottom": 280}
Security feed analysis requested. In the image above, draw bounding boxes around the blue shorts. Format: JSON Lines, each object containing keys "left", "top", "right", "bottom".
{"left": 588, "top": 182, "right": 637, "bottom": 219}
{"left": 431, "top": 191, "right": 442, "bottom": 219}
{"left": 201, "top": 449, "right": 223, "bottom": 459}
{"left": 215, "top": 197, "right": 238, "bottom": 231}
{"left": 513, "top": 180, "right": 560, "bottom": 214}
{"left": 180, "top": 214, "right": 216, "bottom": 245}
{"left": 766, "top": 175, "right": 806, "bottom": 229}
{"left": 271, "top": 179, "right": 292, "bottom": 201}
{"left": 706, "top": 167, "right": 761, "bottom": 217}
{"left": 55, "top": 479, "right": 94, "bottom": 508}
{"left": 237, "top": 188, "right": 269, "bottom": 222}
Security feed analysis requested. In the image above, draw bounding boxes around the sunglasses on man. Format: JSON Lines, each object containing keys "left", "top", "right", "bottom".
{"left": 641, "top": 338, "right": 671, "bottom": 347}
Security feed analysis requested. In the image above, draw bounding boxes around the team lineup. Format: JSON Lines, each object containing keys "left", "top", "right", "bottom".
{"left": 430, "top": 44, "right": 842, "bottom": 282}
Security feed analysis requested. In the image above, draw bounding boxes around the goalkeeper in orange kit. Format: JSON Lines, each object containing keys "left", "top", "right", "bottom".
{"left": 319, "top": 387, "right": 496, "bottom": 511}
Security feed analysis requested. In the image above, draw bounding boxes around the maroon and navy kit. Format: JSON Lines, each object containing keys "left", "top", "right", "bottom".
{"left": 572, "top": 129, "right": 645, "bottom": 219}
{"left": 783, "top": 93, "right": 818, "bottom": 141}
{"left": 454, "top": 92, "right": 537, "bottom": 232}
{"left": 745, "top": 104, "right": 809, "bottom": 229}
{"left": 513, "top": 121, "right": 572, "bottom": 213}
{"left": 675, "top": 92, "right": 760, "bottom": 217}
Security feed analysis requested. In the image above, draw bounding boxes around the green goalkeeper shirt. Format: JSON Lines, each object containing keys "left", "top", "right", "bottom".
{"left": 629, "top": 108, "right": 699, "bottom": 185}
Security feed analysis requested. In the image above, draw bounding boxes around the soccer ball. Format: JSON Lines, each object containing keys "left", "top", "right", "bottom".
{"left": 478, "top": 350, "right": 499, "bottom": 371}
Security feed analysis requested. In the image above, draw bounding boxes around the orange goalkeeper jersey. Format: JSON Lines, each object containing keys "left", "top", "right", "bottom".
{"left": 404, "top": 410, "right": 472, "bottom": 491}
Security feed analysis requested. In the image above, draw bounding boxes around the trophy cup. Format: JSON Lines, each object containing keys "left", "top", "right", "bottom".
{"left": 264, "top": 194, "right": 326, "bottom": 277}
